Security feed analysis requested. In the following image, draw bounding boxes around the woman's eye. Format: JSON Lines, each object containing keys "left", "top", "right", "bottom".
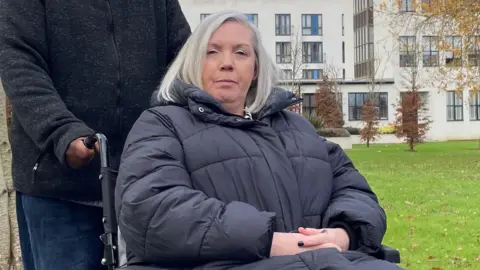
{"left": 236, "top": 51, "right": 247, "bottom": 55}
{"left": 207, "top": 50, "right": 217, "bottom": 54}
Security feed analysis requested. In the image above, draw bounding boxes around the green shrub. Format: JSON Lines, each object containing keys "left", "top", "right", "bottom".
{"left": 306, "top": 115, "right": 324, "bottom": 129}
{"left": 317, "top": 128, "right": 351, "bottom": 137}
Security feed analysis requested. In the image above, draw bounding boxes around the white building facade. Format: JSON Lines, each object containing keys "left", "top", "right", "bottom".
{"left": 178, "top": 0, "right": 480, "bottom": 141}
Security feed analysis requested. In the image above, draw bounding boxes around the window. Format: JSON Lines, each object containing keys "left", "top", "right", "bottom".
{"left": 302, "top": 94, "right": 316, "bottom": 118}
{"left": 200, "top": 13, "right": 210, "bottom": 20}
{"left": 275, "top": 14, "right": 291, "bottom": 36}
{"left": 342, "top": 14, "right": 345, "bottom": 36}
{"left": 303, "top": 69, "right": 322, "bottom": 79}
{"left": 276, "top": 42, "right": 291, "bottom": 63}
{"left": 301, "top": 14, "right": 322, "bottom": 35}
{"left": 467, "top": 36, "right": 480, "bottom": 66}
{"left": 354, "top": 7, "right": 374, "bottom": 78}
{"left": 302, "top": 93, "right": 343, "bottom": 118}
{"left": 400, "top": 0, "right": 415, "bottom": 12}
{"left": 469, "top": 91, "right": 480, "bottom": 120}
{"left": 401, "top": 91, "right": 429, "bottom": 105}
{"left": 348, "top": 92, "right": 388, "bottom": 120}
{"left": 423, "top": 36, "right": 439, "bottom": 67}
{"left": 400, "top": 91, "right": 430, "bottom": 112}
{"left": 342, "top": 42, "right": 345, "bottom": 63}
{"left": 399, "top": 36, "right": 416, "bottom": 67}
{"left": 342, "top": 69, "right": 346, "bottom": 79}
{"left": 245, "top": 14, "right": 258, "bottom": 27}
{"left": 445, "top": 36, "right": 462, "bottom": 66}
{"left": 302, "top": 42, "right": 323, "bottom": 63}
{"left": 446, "top": 91, "right": 463, "bottom": 121}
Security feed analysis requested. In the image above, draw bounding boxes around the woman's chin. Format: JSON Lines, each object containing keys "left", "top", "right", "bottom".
{"left": 212, "top": 93, "right": 242, "bottom": 104}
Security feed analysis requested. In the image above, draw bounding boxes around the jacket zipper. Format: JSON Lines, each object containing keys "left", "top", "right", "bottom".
{"left": 106, "top": 0, "right": 123, "bottom": 131}
{"left": 32, "top": 151, "right": 47, "bottom": 183}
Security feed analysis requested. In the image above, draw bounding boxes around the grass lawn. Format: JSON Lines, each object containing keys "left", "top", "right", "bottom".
{"left": 345, "top": 141, "right": 480, "bottom": 270}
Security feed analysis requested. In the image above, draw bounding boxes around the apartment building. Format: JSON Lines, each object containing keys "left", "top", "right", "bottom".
{"left": 177, "top": 0, "right": 480, "bottom": 140}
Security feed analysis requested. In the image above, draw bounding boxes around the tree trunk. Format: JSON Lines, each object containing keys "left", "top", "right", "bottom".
{"left": 409, "top": 137, "right": 414, "bottom": 151}
{"left": 0, "top": 82, "right": 23, "bottom": 270}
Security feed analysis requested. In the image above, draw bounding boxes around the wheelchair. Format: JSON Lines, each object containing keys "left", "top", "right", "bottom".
{"left": 84, "top": 133, "right": 401, "bottom": 270}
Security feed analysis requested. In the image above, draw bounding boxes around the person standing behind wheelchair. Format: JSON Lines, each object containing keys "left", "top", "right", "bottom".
{"left": 0, "top": 1, "right": 191, "bottom": 269}
{"left": 115, "top": 10, "right": 402, "bottom": 270}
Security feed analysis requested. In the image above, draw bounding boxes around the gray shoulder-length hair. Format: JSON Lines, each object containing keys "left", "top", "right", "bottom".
{"left": 157, "top": 10, "right": 279, "bottom": 114}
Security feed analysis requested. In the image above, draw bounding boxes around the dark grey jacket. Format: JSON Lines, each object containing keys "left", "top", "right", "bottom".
{"left": 115, "top": 81, "right": 389, "bottom": 269}
{"left": 0, "top": 0, "right": 190, "bottom": 201}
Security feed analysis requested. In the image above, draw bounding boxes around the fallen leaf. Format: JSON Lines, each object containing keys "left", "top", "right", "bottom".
{"left": 405, "top": 200, "right": 414, "bottom": 205}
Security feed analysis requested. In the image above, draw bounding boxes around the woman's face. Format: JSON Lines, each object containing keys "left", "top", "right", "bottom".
{"left": 202, "top": 21, "right": 256, "bottom": 115}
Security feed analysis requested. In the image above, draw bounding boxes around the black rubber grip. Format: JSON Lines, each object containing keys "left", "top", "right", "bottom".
{"left": 83, "top": 136, "right": 97, "bottom": 149}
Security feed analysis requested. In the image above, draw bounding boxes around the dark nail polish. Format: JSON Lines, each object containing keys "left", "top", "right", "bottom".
{"left": 297, "top": 241, "right": 304, "bottom": 247}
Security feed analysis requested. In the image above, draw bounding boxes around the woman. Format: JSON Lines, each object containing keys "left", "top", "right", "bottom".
{"left": 115, "top": 11, "right": 402, "bottom": 270}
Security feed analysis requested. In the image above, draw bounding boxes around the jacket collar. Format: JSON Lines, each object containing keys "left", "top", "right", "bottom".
{"left": 151, "top": 80, "right": 302, "bottom": 125}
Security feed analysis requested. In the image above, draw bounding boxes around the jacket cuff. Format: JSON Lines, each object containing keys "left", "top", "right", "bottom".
{"left": 264, "top": 217, "right": 277, "bottom": 258}
{"left": 328, "top": 221, "right": 359, "bottom": 250}
{"left": 54, "top": 123, "right": 95, "bottom": 167}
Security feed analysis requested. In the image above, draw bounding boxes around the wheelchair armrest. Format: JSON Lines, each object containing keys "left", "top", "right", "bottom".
{"left": 376, "top": 245, "right": 401, "bottom": 263}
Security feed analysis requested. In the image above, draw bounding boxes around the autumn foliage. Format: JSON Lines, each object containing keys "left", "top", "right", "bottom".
{"left": 360, "top": 98, "right": 380, "bottom": 147}
{"left": 314, "top": 76, "right": 343, "bottom": 128}
{"left": 379, "top": 0, "right": 480, "bottom": 100}
{"left": 393, "top": 91, "right": 432, "bottom": 151}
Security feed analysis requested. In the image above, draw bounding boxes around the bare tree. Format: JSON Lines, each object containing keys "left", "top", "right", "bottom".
{"left": 278, "top": 26, "right": 307, "bottom": 94}
{"left": 359, "top": 45, "right": 393, "bottom": 147}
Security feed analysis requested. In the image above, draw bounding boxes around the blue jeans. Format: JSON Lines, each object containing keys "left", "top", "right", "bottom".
{"left": 16, "top": 192, "right": 105, "bottom": 270}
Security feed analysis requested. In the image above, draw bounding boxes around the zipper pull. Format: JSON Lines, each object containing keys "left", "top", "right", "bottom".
{"left": 33, "top": 163, "right": 38, "bottom": 171}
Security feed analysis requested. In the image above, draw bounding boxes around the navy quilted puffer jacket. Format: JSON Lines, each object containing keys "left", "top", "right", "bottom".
{"left": 115, "top": 80, "right": 391, "bottom": 270}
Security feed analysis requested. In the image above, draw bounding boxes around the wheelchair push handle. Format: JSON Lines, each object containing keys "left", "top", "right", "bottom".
{"left": 83, "top": 135, "right": 97, "bottom": 149}
{"left": 82, "top": 133, "right": 110, "bottom": 168}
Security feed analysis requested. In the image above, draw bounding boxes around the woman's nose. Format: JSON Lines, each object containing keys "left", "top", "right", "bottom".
{"left": 220, "top": 54, "right": 234, "bottom": 70}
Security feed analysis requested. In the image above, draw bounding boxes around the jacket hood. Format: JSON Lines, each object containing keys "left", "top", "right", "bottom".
{"left": 150, "top": 80, "right": 301, "bottom": 119}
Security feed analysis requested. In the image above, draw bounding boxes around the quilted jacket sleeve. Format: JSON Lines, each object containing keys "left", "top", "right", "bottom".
{"left": 320, "top": 138, "right": 387, "bottom": 254}
{"left": 115, "top": 109, "right": 276, "bottom": 266}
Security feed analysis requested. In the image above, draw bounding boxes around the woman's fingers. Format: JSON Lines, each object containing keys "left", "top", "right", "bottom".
{"left": 298, "top": 227, "right": 317, "bottom": 235}
{"left": 297, "top": 233, "right": 327, "bottom": 247}
{"left": 298, "top": 227, "right": 328, "bottom": 236}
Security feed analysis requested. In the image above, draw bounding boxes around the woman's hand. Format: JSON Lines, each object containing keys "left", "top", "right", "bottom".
{"left": 269, "top": 232, "right": 341, "bottom": 257}
{"left": 297, "top": 227, "right": 350, "bottom": 252}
